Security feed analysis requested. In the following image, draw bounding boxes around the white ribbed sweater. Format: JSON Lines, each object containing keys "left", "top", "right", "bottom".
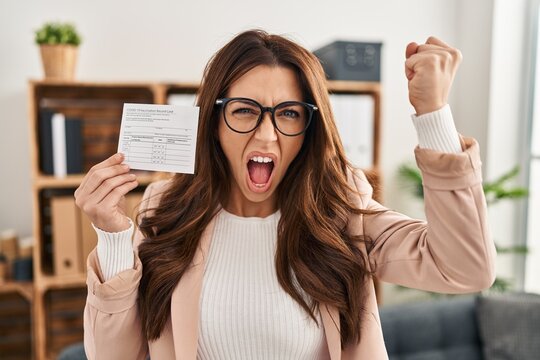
{"left": 197, "top": 208, "right": 329, "bottom": 359}
{"left": 93, "top": 104, "right": 461, "bottom": 358}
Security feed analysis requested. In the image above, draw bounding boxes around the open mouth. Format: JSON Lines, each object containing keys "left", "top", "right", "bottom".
{"left": 247, "top": 156, "right": 275, "bottom": 191}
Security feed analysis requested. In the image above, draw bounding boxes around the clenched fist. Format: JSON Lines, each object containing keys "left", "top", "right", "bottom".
{"left": 405, "top": 36, "right": 462, "bottom": 115}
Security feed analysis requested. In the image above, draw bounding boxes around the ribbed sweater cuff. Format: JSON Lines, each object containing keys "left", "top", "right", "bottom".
{"left": 411, "top": 104, "right": 462, "bottom": 153}
{"left": 92, "top": 218, "right": 135, "bottom": 282}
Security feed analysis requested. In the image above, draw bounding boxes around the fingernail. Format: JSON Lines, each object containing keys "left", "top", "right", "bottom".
{"left": 117, "top": 153, "right": 124, "bottom": 160}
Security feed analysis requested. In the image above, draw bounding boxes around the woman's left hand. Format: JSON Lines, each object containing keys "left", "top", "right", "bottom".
{"left": 405, "top": 36, "right": 462, "bottom": 115}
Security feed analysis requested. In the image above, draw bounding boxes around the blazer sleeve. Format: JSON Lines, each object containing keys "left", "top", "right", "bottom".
{"left": 355, "top": 135, "right": 497, "bottom": 294}
{"left": 83, "top": 181, "right": 161, "bottom": 360}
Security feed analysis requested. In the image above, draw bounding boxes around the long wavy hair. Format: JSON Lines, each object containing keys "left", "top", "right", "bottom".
{"left": 137, "top": 29, "right": 378, "bottom": 348}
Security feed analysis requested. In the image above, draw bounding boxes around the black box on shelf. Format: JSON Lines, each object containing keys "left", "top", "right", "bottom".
{"left": 313, "top": 41, "right": 382, "bottom": 82}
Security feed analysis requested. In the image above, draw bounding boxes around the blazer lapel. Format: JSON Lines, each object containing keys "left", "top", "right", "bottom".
{"left": 321, "top": 303, "right": 342, "bottom": 360}
{"left": 170, "top": 215, "right": 217, "bottom": 359}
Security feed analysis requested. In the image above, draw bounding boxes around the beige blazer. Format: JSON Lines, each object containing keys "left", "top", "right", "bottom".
{"left": 84, "top": 136, "right": 496, "bottom": 360}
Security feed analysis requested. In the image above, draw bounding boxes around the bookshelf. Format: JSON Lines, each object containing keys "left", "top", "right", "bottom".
{"left": 23, "top": 79, "right": 382, "bottom": 359}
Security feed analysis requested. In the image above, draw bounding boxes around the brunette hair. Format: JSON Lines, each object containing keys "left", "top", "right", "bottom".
{"left": 137, "top": 29, "right": 377, "bottom": 348}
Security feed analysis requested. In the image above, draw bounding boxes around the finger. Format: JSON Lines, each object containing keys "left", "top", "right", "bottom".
{"left": 405, "top": 42, "right": 419, "bottom": 59}
{"left": 425, "top": 36, "right": 452, "bottom": 49}
{"left": 79, "top": 153, "right": 125, "bottom": 190}
{"left": 405, "top": 49, "right": 450, "bottom": 72}
{"left": 416, "top": 43, "right": 447, "bottom": 54}
{"left": 92, "top": 153, "right": 126, "bottom": 172}
{"left": 81, "top": 164, "right": 132, "bottom": 197}
{"left": 98, "top": 180, "right": 139, "bottom": 211}
{"left": 405, "top": 60, "right": 415, "bottom": 81}
{"left": 85, "top": 172, "right": 138, "bottom": 206}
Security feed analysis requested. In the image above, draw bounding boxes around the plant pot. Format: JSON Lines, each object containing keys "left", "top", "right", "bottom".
{"left": 39, "top": 44, "right": 78, "bottom": 80}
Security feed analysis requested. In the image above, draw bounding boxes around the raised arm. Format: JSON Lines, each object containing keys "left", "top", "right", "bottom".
{"left": 352, "top": 36, "right": 496, "bottom": 293}
{"left": 354, "top": 135, "right": 496, "bottom": 293}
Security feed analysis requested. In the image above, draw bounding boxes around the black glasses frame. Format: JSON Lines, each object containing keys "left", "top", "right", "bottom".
{"left": 215, "top": 97, "right": 318, "bottom": 136}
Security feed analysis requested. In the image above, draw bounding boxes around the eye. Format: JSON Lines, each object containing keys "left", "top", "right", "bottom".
{"left": 233, "top": 107, "right": 257, "bottom": 115}
{"left": 279, "top": 109, "right": 300, "bottom": 118}
{"left": 227, "top": 99, "right": 261, "bottom": 117}
{"left": 285, "top": 110, "right": 298, "bottom": 117}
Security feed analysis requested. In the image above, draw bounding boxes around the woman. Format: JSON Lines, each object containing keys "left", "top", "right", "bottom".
{"left": 76, "top": 30, "right": 496, "bottom": 359}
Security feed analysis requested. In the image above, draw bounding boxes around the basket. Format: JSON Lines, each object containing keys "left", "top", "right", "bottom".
{"left": 39, "top": 45, "right": 78, "bottom": 80}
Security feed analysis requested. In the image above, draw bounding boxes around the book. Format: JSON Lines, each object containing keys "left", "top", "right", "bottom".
{"left": 65, "top": 116, "right": 83, "bottom": 174}
{"left": 39, "top": 109, "right": 55, "bottom": 174}
{"left": 52, "top": 113, "right": 67, "bottom": 177}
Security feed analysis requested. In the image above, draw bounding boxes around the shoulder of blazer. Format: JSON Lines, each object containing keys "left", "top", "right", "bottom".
{"left": 346, "top": 167, "right": 374, "bottom": 209}
{"left": 139, "top": 178, "right": 174, "bottom": 216}
{"left": 133, "top": 178, "right": 174, "bottom": 250}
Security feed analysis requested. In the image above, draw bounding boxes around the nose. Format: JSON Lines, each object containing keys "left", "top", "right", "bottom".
{"left": 254, "top": 111, "right": 278, "bottom": 142}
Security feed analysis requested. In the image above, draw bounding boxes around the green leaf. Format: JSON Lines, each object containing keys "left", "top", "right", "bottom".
{"left": 35, "top": 22, "right": 82, "bottom": 46}
{"left": 495, "top": 244, "right": 529, "bottom": 254}
{"left": 397, "top": 164, "right": 424, "bottom": 198}
{"left": 483, "top": 165, "right": 520, "bottom": 192}
{"left": 490, "top": 277, "right": 513, "bottom": 292}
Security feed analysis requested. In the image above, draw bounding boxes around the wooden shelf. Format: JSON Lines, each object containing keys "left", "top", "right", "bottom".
{"left": 327, "top": 80, "right": 381, "bottom": 93}
{"left": 33, "top": 171, "right": 167, "bottom": 189}
{"left": 29, "top": 78, "right": 185, "bottom": 88}
{"left": 35, "top": 274, "right": 86, "bottom": 292}
{"left": 0, "top": 281, "right": 33, "bottom": 302}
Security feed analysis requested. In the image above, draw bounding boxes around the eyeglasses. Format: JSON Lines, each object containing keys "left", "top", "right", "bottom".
{"left": 215, "top": 97, "right": 318, "bottom": 136}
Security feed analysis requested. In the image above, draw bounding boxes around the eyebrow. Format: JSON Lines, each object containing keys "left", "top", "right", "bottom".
{"left": 228, "top": 96, "right": 304, "bottom": 105}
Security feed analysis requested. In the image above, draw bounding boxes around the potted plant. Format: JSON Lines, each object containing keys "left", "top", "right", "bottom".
{"left": 35, "top": 22, "right": 82, "bottom": 80}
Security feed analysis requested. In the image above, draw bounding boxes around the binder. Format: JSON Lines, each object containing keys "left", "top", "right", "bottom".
{"left": 50, "top": 196, "right": 82, "bottom": 275}
{"left": 39, "top": 109, "right": 55, "bottom": 174}
{"left": 52, "top": 113, "right": 67, "bottom": 177}
{"left": 329, "top": 94, "right": 374, "bottom": 168}
{"left": 167, "top": 93, "right": 197, "bottom": 106}
{"left": 65, "top": 117, "right": 83, "bottom": 174}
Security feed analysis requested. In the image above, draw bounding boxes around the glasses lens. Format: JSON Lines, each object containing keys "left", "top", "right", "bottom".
{"left": 224, "top": 99, "right": 261, "bottom": 132}
{"left": 274, "top": 102, "right": 309, "bottom": 135}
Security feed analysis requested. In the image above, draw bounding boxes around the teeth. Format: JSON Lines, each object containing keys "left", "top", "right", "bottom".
{"left": 250, "top": 156, "right": 273, "bottom": 163}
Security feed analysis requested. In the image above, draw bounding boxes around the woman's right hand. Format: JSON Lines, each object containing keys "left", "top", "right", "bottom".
{"left": 74, "top": 153, "right": 139, "bottom": 233}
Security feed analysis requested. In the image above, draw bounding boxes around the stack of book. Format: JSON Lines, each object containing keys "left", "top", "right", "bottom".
{"left": 38, "top": 98, "right": 125, "bottom": 177}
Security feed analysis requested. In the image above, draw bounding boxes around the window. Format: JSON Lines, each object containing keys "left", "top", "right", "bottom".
{"left": 524, "top": 2, "right": 540, "bottom": 293}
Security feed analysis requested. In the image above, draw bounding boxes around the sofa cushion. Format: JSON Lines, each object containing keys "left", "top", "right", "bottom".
{"left": 476, "top": 292, "right": 540, "bottom": 360}
{"left": 380, "top": 296, "right": 482, "bottom": 360}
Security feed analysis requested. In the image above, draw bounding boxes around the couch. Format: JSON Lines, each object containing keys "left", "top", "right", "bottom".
{"left": 380, "top": 292, "right": 540, "bottom": 360}
{"left": 58, "top": 292, "right": 540, "bottom": 360}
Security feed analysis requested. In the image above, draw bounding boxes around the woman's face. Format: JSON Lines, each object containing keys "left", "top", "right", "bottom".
{"left": 218, "top": 65, "right": 305, "bottom": 216}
